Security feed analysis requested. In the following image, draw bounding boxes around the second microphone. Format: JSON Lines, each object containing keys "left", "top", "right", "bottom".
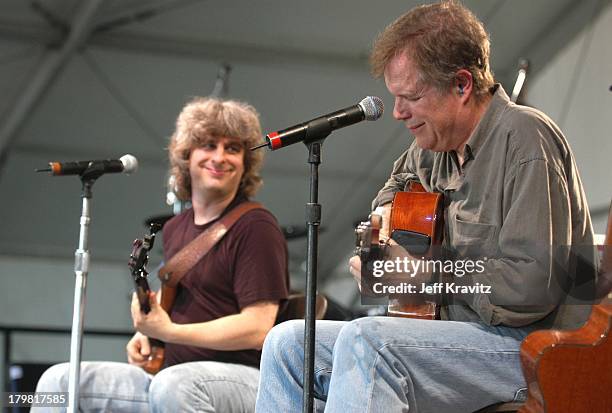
{"left": 253, "top": 96, "right": 384, "bottom": 151}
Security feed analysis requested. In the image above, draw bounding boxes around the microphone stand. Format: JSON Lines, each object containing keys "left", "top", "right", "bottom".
{"left": 301, "top": 117, "right": 332, "bottom": 413}
{"left": 303, "top": 140, "right": 321, "bottom": 413}
{"left": 254, "top": 112, "right": 353, "bottom": 411}
{"left": 67, "top": 165, "right": 105, "bottom": 413}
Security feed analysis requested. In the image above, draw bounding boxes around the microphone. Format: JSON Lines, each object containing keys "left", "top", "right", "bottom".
{"left": 36, "top": 154, "right": 139, "bottom": 176}
{"left": 252, "top": 96, "right": 384, "bottom": 151}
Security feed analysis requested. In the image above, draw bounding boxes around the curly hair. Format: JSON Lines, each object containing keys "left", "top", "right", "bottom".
{"left": 168, "top": 97, "right": 264, "bottom": 200}
{"left": 370, "top": 1, "right": 494, "bottom": 99}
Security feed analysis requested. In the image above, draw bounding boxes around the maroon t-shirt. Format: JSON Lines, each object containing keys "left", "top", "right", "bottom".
{"left": 161, "top": 196, "right": 289, "bottom": 368}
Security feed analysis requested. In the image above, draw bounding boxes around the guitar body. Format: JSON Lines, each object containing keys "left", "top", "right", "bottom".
{"left": 518, "top": 203, "right": 612, "bottom": 413}
{"left": 387, "top": 182, "right": 444, "bottom": 320}
{"left": 518, "top": 303, "right": 612, "bottom": 413}
{"left": 390, "top": 182, "right": 444, "bottom": 246}
{"left": 142, "top": 340, "right": 166, "bottom": 375}
{"left": 355, "top": 181, "right": 444, "bottom": 320}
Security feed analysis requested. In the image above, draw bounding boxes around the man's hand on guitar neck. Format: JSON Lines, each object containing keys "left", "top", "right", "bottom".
{"left": 131, "top": 291, "right": 176, "bottom": 343}
{"left": 349, "top": 238, "right": 434, "bottom": 293}
{"left": 352, "top": 203, "right": 389, "bottom": 292}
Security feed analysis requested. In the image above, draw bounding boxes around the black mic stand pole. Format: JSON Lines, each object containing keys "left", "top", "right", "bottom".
{"left": 252, "top": 115, "right": 338, "bottom": 412}
{"left": 67, "top": 166, "right": 105, "bottom": 413}
{"left": 301, "top": 116, "right": 333, "bottom": 413}
{"left": 303, "top": 139, "right": 321, "bottom": 413}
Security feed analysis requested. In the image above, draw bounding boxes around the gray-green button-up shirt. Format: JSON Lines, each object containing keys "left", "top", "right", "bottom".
{"left": 373, "top": 85, "right": 595, "bottom": 329}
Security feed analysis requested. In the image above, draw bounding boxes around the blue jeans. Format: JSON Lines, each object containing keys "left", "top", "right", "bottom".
{"left": 255, "top": 317, "right": 529, "bottom": 413}
{"left": 32, "top": 360, "right": 260, "bottom": 412}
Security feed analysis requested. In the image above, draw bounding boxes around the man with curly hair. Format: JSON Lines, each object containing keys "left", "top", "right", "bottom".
{"left": 35, "top": 97, "right": 289, "bottom": 413}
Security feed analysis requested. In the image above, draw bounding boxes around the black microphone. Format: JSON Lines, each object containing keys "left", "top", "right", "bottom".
{"left": 36, "top": 154, "right": 139, "bottom": 176}
{"left": 252, "top": 96, "right": 384, "bottom": 151}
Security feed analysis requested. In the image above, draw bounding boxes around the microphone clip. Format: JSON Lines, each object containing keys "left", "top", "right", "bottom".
{"left": 80, "top": 160, "right": 114, "bottom": 182}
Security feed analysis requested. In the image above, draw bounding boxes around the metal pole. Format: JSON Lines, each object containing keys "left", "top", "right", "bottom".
{"left": 67, "top": 180, "right": 94, "bottom": 413}
{"left": 303, "top": 141, "right": 322, "bottom": 413}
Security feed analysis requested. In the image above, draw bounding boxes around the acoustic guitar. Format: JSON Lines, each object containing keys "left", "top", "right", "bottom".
{"left": 355, "top": 181, "right": 444, "bottom": 319}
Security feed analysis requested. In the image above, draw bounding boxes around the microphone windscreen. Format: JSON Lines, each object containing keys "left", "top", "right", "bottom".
{"left": 359, "top": 96, "right": 384, "bottom": 121}
{"left": 120, "top": 154, "right": 139, "bottom": 174}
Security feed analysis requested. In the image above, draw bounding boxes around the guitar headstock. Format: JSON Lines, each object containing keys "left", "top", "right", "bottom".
{"left": 128, "top": 238, "right": 145, "bottom": 275}
{"left": 128, "top": 223, "right": 163, "bottom": 314}
{"left": 128, "top": 223, "right": 162, "bottom": 276}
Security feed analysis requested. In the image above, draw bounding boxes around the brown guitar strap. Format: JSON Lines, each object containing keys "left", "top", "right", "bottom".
{"left": 158, "top": 201, "right": 263, "bottom": 287}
